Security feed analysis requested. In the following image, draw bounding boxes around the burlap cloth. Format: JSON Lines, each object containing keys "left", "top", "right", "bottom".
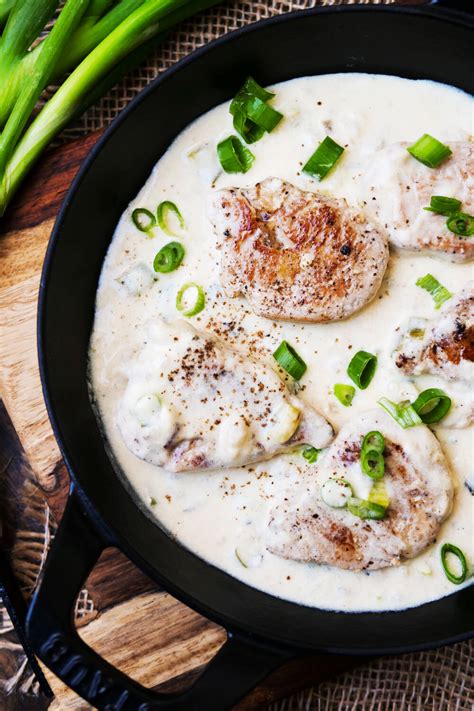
{"left": 57, "top": 1, "right": 472, "bottom": 708}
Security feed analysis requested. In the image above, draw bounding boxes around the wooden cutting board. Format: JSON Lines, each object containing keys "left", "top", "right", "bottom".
{"left": 0, "top": 132, "right": 365, "bottom": 709}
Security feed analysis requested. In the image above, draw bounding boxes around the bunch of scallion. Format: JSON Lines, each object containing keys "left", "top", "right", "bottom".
{"left": 0, "top": 0, "right": 220, "bottom": 216}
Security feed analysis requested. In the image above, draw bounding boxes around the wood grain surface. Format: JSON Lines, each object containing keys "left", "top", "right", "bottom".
{"left": 0, "top": 132, "right": 364, "bottom": 709}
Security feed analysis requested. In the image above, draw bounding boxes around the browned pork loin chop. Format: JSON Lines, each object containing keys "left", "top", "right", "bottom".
{"left": 209, "top": 178, "right": 389, "bottom": 322}
{"left": 393, "top": 281, "right": 474, "bottom": 383}
{"left": 361, "top": 141, "right": 474, "bottom": 262}
{"left": 267, "top": 410, "right": 453, "bottom": 571}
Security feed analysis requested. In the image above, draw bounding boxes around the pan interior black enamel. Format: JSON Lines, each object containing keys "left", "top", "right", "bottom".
{"left": 39, "top": 6, "right": 474, "bottom": 654}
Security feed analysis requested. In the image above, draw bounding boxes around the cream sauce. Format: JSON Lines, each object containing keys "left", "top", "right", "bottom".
{"left": 89, "top": 74, "right": 474, "bottom": 612}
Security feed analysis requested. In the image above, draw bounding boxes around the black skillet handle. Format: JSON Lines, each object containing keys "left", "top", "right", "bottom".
{"left": 26, "top": 486, "right": 292, "bottom": 710}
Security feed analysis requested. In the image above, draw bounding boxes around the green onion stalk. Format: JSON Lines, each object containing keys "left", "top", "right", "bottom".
{"left": 0, "top": 0, "right": 221, "bottom": 216}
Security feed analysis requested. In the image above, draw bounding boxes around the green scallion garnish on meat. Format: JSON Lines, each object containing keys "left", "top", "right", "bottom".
{"left": 362, "top": 430, "right": 385, "bottom": 454}
{"left": 361, "top": 448, "right": 385, "bottom": 480}
{"left": 176, "top": 282, "right": 205, "bottom": 317}
{"left": 321, "top": 478, "right": 353, "bottom": 508}
{"left": 230, "top": 76, "right": 282, "bottom": 144}
{"left": 217, "top": 135, "right": 255, "bottom": 173}
{"left": 378, "top": 397, "right": 422, "bottom": 429}
{"left": 424, "top": 196, "right": 462, "bottom": 215}
{"left": 446, "top": 212, "right": 474, "bottom": 237}
{"left": 440, "top": 543, "right": 468, "bottom": 585}
{"left": 302, "top": 446, "right": 320, "bottom": 464}
{"left": 412, "top": 388, "right": 451, "bottom": 424}
{"left": 333, "top": 383, "right": 355, "bottom": 407}
{"left": 132, "top": 207, "right": 156, "bottom": 234}
{"left": 360, "top": 430, "right": 385, "bottom": 480}
{"left": 273, "top": 341, "right": 307, "bottom": 380}
{"left": 347, "top": 497, "right": 386, "bottom": 521}
{"left": 416, "top": 273, "right": 452, "bottom": 309}
{"left": 407, "top": 134, "right": 452, "bottom": 168}
{"left": 368, "top": 479, "right": 390, "bottom": 509}
{"left": 157, "top": 201, "right": 185, "bottom": 237}
{"left": 347, "top": 350, "right": 377, "bottom": 390}
{"left": 153, "top": 241, "right": 185, "bottom": 273}
{"left": 303, "top": 135, "right": 344, "bottom": 181}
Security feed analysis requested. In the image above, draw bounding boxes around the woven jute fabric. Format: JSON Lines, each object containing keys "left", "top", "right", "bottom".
{"left": 59, "top": 1, "right": 473, "bottom": 709}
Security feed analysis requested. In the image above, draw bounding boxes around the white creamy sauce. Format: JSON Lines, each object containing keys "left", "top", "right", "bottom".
{"left": 90, "top": 74, "right": 474, "bottom": 612}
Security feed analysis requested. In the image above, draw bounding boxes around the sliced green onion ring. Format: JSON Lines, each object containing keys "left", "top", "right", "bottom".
{"left": 368, "top": 479, "right": 390, "bottom": 508}
{"left": 176, "top": 282, "right": 205, "bottom": 317}
{"left": 273, "top": 341, "right": 307, "bottom": 380}
{"left": 321, "top": 478, "right": 353, "bottom": 509}
{"left": 416, "top": 274, "right": 452, "bottom": 309}
{"left": 242, "top": 95, "right": 283, "bottom": 132}
{"left": 440, "top": 543, "right": 468, "bottom": 584}
{"left": 232, "top": 110, "right": 265, "bottom": 144}
{"left": 412, "top": 388, "right": 452, "bottom": 424}
{"left": 303, "top": 136, "right": 344, "bottom": 181}
{"left": 132, "top": 207, "right": 156, "bottom": 234}
{"left": 407, "top": 134, "right": 452, "bottom": 168}
{"left": 334, "top": 383, "right": 355, "bottom": 407}
{"left": 362, "top": 430, "right": 385, "bottom": 454}
{"left": 378, "top": 397, "right": 422, "bottom": 429}
{"left": 361, "top": 448, "right": 385, "bottom": 480}
{"left": 156, "top": 201, "right": 185, "bottom": 237}
{"left": 302, "top": 446, "right": 320, "bottom": 464}
{"left": 347, "top": 497, "right": 386, "bottom": 521}
{"left": 153, "top": 241, "right": 185, "bottom": 273}
{"left": 424, "top": 195, "right": 462, "bottom": 215}
{"left": 446, "top": 212, "right": 474, "bottom": 237}
{"left": 347, "top": 350, "right": 377, "bottom": 390}
{"left": 230, "top": 77, "right": 275, "bottom": 110}
{"left": 217, "top": 136, "right": 255, "bottom": 174}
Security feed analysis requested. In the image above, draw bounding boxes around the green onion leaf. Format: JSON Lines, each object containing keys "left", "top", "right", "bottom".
{"left": 229, "top": 77, "right": 280, "bottom": 144}
{"left": 333, "top": 383, "right": 355, "bottom": 407}
{"left": 156, "top": 201, "right": 185, "bottom": 237}
{"left": 230, "top": 77, "right": 274, "bottom": 109}
{"left": 440, "top": 543, "right": 468, "bottom": 584}
{"left": 153, "top": 241, "right": 185, "bottom": 273}
{"left": 217, "top": 135, "right": 254, "bottom": 174}
{"left": 132, "top": 207, "right": 155, "bottom": 234}
{"left": 446, "top": 212, "right": 474, "bottom": 237}
{"left": 176, "top": 282, "right": 205, "bottom": 318}
{"left": 362, "top": 430, "right": 385, "bottom": 454}
{"left": 302, "top": 446, "right": 320, "bottom": 464}
{"left": 321, "top": 478, "right": 353, "bottom": 508}
{"left": 347, "top": 350, "right": 377, "bottom": 390}
{"left": 407, "top": 134, "right": 452, "bottom": 168}
{"left": 347, "top": 497, "right": 386, "bottom": 521}
{"left": 368, "top": 479, "right": 390, "bottom": 508}
{"left": 416, "top": 273, "right": 452, "bottom": 309}
{"left": 361, "top": 448, "right": 385, "bottom": 480}
{"left": 424, "top": 195, "right": 462, "bottom": 216}
{"left": 412, "top": 388, "right": 451, "bottom": 424}
{"left": 232, "top": 110, "right": 265, "bottom": 144}
{"left": 378, "top": 397, "right": 422, "bottom": 429}
{"left": 273, "top": 341, "right": 307, "bottom": 380}
{"left": 241, "top": 95, "right": 283, "bottom": 132}
{"left": 303, "top": 136, "right": 344, "bottom": 181}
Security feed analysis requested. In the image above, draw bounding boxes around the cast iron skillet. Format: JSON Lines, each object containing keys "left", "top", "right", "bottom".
{"left": 26, "top": 3, "right": 473, "bottom": 710}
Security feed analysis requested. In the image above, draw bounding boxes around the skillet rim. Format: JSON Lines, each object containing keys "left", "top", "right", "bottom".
{"left": 38, "top": 3, "right": 474, "bottom": 656}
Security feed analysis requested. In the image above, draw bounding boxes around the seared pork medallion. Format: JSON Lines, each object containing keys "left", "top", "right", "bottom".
{"left": 267, "top": 411, "right": 453, "bottom": 571}
{"left": 394, "top": 282, "right": 474, "bottom": 383}
{"left": 362, "top": 141, "right": 474, "bottom": 262}
{"left": 117, "top": 320, "right": 333, "bottom": 472}
{"left": 209, "top": 178, "right": 389, "bottom": 322}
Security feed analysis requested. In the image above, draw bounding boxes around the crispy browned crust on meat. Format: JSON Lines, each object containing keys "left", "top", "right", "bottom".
{"left": 210, "top": 178, "right": 389, "bottom": 322}
{"left": 395, "top": 283, "right": 474, "bottom": 380}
